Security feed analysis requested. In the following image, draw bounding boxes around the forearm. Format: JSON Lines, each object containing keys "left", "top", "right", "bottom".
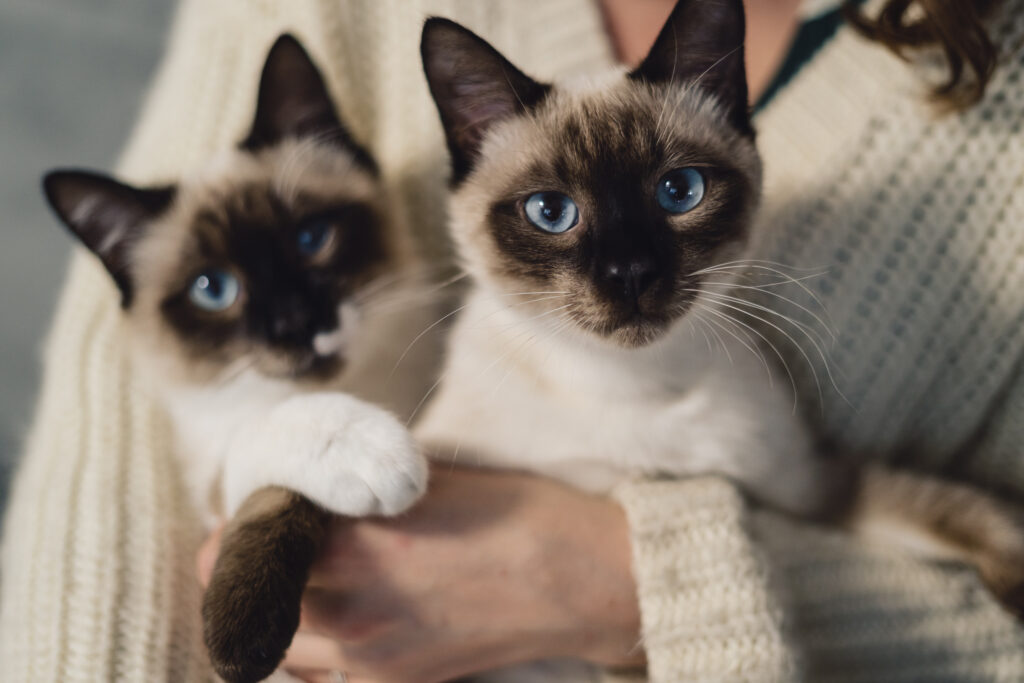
{"left": 614, "top": 477, "right": 1024, "bottom": 683}
{"left": 612, "top": 478, "right": 798, "bottom": 683}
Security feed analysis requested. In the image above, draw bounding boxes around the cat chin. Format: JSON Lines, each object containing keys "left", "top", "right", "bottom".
{"left": 572, "top": 305, "right": 682, "bottom": 349}
{"left": 559, "top": 312, "right": 675, "bottom": 350}
{"left": 252, "top": 352, "right": 346, "bottom": 385}
{"left": 604, "top": 323, "right": 669, "bottom": 348}
{"left": 595, "top": 319, "right": 672, "bottom": 349}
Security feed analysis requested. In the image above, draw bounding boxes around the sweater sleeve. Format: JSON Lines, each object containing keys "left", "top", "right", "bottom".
{"left": 611, "top": 476, "right": 1024, "bottom": 683}
{"left": 0, "top": 1, "right": 326, "bottom": 680}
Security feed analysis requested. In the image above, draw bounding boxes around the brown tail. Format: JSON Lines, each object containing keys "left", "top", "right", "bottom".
{"left": 202, "top": 486, "right": 331, "bottom": 683}
{"left": 844, "top": 465, "right": 1024, "bottom": 616}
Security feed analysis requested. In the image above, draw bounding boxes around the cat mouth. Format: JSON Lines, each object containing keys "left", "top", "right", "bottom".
{"left": 582, "top": 307, "right": 673, "bottom": 348}
{"left": 595, "top": 295, "right": 695, "bottom": 347}
{"left": 292, "top": 351, "right": 344, "bottom": 380}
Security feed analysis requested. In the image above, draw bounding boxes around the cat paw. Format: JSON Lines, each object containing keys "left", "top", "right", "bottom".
{"left": 224, "top": 392, "right": 429, "bottom": 519}
{"left": 317, "top": 439, "right": 428, "bottom": 517}
{"left": 203, "top": 492, "right": 328, "bottom": 683}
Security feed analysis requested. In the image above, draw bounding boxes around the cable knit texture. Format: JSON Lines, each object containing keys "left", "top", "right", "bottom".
{"left": 2, "top": 0, "right": 1024, "bottom": 681}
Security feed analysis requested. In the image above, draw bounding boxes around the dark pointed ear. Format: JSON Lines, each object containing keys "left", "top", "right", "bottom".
{"left": 242, "top": 34, "right": 377, "bottom": 174}
{"left": 629, "top": 0, "right": 752, "bottom": 137}
{"left": 43, "top": 170, "right": 176, "bottom": 306}
{"left": 421, "top": 18, "right": 551, "bottom": 184}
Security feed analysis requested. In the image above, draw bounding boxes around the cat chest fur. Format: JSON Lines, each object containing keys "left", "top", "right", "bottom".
{"left": 414, "top": 288, "right": 810, "bottom": 498}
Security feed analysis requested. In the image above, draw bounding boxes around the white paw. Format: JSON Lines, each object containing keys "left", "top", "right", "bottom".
{"left": 223, "top": 392, "right": 428, "bottom": 518}
{"left": 319, "top": 428, "right": 428, "bottom": 517}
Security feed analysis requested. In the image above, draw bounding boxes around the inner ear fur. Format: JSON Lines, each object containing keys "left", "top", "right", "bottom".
{"left": 629, "top": 0, "right": 752, "bottom": 137}
{"left": 420, "top": 18, "right": 551, "bottom": 184}
{"left": 42, "top": 169, "right": 176, "bottom": 306}
{"left": 241, "top": 33, "right": 377, "bottom": 175}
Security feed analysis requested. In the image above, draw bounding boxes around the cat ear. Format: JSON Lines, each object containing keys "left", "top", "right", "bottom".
{"left": 421, "top": 18, "right": 551, "bottom": 183}
{"left": 630, "top": 0, "right": 752, "bottom": 136}
{"left": 242, "top": 34, "right": 377, "bottom": 174}
{"left": 42, "top": 170, "right": 175, "bottom": 306}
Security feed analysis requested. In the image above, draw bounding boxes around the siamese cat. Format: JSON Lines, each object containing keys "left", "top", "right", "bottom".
{"left": 417, "top": 1, "right": 1024, "bottom": 678}
{"left": 43, "top": 36, "right": 436, "bottom": 683}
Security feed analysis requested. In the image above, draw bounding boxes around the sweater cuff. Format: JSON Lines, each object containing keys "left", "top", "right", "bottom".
{"left": 611, "top": 477, "right": 799, "bottom": 682}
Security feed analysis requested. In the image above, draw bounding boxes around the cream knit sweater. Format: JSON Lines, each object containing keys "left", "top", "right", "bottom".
{"left": 2, "top": 0, "right": 1024, "bottom": 681}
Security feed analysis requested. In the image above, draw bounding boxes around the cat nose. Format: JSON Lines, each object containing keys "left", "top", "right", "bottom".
{"left": 267, "top": 299, "right": 315, "bottom": 345}
{"left": 605, "top": 260, "right": 658, "bottom": 302}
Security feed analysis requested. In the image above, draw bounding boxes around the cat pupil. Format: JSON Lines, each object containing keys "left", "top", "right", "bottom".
{"left": 297, "top": 220, "right": 332, "bottom": 255}
{"left": 541, "top": 202, "right": 562, "bottom": 221}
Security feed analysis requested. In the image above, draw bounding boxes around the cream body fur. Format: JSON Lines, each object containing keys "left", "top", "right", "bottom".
{"left": 416, "top": 285, "right": 827, "bottom": 514}
{"left": 134, "top": 141, "right": 434, "bottom": 524}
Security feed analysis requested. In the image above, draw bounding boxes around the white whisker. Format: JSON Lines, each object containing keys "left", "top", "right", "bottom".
{"left": 692, "top": 262, "right": 835, "bottom": 329}
{"left": 696, "top": 296, "right": 849, "bottom": 412}
{"left": 695, "top": 302, "right": 799, "bottom": 412}
{"left": 388, "top": 303, "right": 473, "bottom": 379}
{"left": 692, "top": 309, "right": 733, "bottom": 366}
{"left": 691, "top": 287, "right": 835, "bottom": 349}
{"left": 699, "top": 307, "right": 773, "bottom": 385}
{"left": 692, "top": 258, "right": 827, "bottom": 275}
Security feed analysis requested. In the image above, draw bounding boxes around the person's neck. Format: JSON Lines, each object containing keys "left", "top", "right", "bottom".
{"left": 599, "top": 0, "right": 805, "bottom": 102}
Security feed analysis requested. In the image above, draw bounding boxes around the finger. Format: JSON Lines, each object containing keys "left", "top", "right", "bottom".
{"left": 195, "top": 524, "right": 225, "bottom": 587}
{"left": 299, "top": 588, "right": 392, "bottom": 643}
{"left": 307, "top": 519, "right": 363, "bottom": 587}
{"left": 299, "top": 587, "right": 353, "bottom": 636}
{"left": 281, "top": 631, "right": 347, "bottom": 671}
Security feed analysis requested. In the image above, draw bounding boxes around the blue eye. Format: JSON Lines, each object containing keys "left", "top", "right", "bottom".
{"left": 524, "top": 192, "right": 579, "bottom": 234}
{"left": 656, "top": 168, "right": 705, "bottom": 214}
{"left": 297, "top": 219, "right": 334, "bottom": 255}
{"left": 188, "top": 270, "right": 240, "bottom": 311}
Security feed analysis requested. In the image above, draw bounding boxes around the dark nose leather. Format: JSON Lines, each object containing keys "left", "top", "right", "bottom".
{"left": 267, "top": 297, "right": 315, "bottom": 345}
{"left": 604, "top": 260, "right": 658, "bottom": 302}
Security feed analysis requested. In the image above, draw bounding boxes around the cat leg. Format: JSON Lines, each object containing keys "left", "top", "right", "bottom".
{"left": 222, "top": 391, "right": 428, "bottom": 519}
{"left": 846, "top": 465, "right": 1024, "bottom": 616}
{"left": 202, "top": 487, "right": 328, "bottom": 683}
{"left": 207, "top": 393, "right": 427, "bottom": 682}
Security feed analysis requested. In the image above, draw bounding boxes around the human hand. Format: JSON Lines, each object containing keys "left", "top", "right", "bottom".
{"left": 198, "top": 467, "right": 644, "bottom": 683}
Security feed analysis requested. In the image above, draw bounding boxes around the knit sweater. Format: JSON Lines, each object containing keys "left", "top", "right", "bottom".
{"left": 2, "top": 0, "right": 1023, "bottom": 681}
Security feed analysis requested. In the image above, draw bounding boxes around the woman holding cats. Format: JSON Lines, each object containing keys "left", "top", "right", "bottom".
{"left": 4, "top": 0, "right": 1024, "bottom": 682}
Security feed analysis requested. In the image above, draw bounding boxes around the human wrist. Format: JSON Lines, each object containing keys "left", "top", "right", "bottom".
{"left": 526, "top": 479, "right": 644, "bottom": 668}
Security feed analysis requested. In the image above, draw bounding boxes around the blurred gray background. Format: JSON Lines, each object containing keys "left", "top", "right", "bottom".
{"left": 0, "top": 0, "right": 175, "bottom": 514}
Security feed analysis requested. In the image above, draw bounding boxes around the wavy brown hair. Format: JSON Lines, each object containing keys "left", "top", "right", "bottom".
{"left": 843, "top": 0, "right": 1000, "bottom": 109}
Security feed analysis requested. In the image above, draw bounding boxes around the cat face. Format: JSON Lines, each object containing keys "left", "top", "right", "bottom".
{"left": 44, "top": 36, "right": 410, "bottom": 383}
{"left": 422, "top": 0, "right": 761, "bottom": 347}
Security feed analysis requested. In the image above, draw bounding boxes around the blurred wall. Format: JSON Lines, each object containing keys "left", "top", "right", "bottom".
{"left": 0, "top": 0, "right": 175, "bottom": 513}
